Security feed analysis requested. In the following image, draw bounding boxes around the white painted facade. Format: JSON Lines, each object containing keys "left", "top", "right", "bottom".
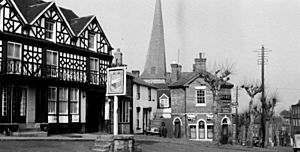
{"left": 132, "top": 82, "right": 157, "bottom": 134}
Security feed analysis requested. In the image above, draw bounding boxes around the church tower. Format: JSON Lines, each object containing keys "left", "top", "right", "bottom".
{"left": 140, "top": 0, "right": 167, "bottom": 84}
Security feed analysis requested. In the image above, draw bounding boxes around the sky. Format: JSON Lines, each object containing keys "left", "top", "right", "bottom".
{"left": 52, "top": 0, "right": 300, "bottom": 113}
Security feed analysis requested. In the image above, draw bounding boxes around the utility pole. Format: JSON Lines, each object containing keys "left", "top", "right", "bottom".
{"left": 256, "top": 45, "right": 271, "bottom": 147}
{"left": 235, "top": 86, "right": 239, "bottom": 144}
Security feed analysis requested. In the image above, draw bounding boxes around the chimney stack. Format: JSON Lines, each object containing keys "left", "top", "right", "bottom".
{"left": 193, "top": 52, "right": 206, "bottom": 72}
{"left": 113, "top": 48, "right": 123, "bottom": 66}
{"left": 132, "top": 70, "right": 140, "bottom": 78}
{"left": 170, "top": 61, "right": 182, "bottom": 83}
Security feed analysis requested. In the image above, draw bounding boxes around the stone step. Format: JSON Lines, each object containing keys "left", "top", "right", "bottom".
{"left": 14, "top": 131, "right": 47, "bottom": 137}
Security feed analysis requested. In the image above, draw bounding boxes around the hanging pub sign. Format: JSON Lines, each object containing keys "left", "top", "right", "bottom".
{"left": 106, "top": 67, "right": 127, "bottom": 96}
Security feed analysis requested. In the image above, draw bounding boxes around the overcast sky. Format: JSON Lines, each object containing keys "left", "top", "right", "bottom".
{"left": 53, "top": 0, "right": 300, "bottom": 113}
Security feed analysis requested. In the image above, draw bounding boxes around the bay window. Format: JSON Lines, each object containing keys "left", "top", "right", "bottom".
{"left": 7, "top": 42, "right": 21, "bottom": 74}
{"left": 46, "top": 50, "right": 58, "bottom": 77}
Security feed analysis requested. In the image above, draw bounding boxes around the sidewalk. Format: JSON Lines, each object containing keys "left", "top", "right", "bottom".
{"left": 0, "top": 133, "right": 98, "bottom": 141}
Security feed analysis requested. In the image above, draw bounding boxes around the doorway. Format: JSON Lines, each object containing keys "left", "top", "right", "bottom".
{"left": 174, "top": 118, "right": 181, "bottom": 138}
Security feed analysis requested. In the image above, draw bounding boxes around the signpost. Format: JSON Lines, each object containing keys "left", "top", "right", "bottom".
{"left": 106, "top": 67, "right": 126, "bottom": 135}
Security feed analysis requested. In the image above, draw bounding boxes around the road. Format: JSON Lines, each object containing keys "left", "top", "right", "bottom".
{"left": 0, "top": 135, "right": 294, "bottom": 152}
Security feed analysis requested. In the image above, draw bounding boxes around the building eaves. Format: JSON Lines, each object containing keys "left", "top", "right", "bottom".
{"left": 132, "top": 78, "right": 158, "bottom": 89}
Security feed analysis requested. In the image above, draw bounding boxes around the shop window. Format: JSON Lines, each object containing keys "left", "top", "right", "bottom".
{"left": 48, "top": 87, "right": 57, "bottom": 123}
{"left": 59, "top": 87, "right": 68, "bottom": 114}
{"left": 207, "top": 125, "right": 213, "bottom": 139}
{"left": 119, "top": 100, "right": 130, "bottom": 123}
{"left": 198, "top": 120, "right": 205, "bottom": 139}
{"left": 189, "top": 125, "right": 196, "bottom": 139}
{"left": 1, "top": 87, "right": 7, "bottom": 116}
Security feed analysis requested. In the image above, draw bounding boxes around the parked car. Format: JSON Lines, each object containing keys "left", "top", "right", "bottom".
{"left": 144, "top": 119, "right": 167, "bottom": 137}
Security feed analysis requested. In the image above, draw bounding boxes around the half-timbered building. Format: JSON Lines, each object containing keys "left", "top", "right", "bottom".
{"left": 0, "top": 0, "right": 113, "bottom": 135}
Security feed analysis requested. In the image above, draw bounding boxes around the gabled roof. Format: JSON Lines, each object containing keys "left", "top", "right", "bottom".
{"left": 13, "top": 0, "right": 76, "bottom": 36}
{"left": 168, "top": 72, "right": 200, "bottom": 88}
{"left": 169, "top": 71, "right": 234, "bottom": 88}
{"left": 60, "top": 7, "right": 78, "bottom": 22}
{"left": 26, "top": 2, "right": 52, "bottom": 22}
{"left": 8, "top": 0, "right": 31, "bottom": 24}
{"left": 70, "top": 15, "right": 95, "bottom": 36}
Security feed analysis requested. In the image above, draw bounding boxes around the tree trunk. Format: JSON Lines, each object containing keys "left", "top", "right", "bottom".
{"left": 247, "top": 99, "right": 254, "bottom": 147}
{"left": 213, "top": 94, "right": 219, "bottom": 142}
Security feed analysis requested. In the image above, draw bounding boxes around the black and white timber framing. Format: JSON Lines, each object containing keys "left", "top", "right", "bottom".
{"left": 0, "top": 0, "right": 113, "bottom": 134}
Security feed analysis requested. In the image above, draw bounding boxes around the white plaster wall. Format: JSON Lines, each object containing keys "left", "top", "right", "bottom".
{"left": 132, "top": 84, "right": 157, "bottom": 133}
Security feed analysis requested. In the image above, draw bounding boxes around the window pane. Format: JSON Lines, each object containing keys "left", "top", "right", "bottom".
{"left": 7, "top": 43, "right": 14, "bottom": 57}
{"left": 190, "top": 125, "right": 196, "bottom": 139}
{"left": 59, "top": 101, "right": 68, "bottom": 114}
{"left": 207, "top": 125, "right": 213, "bottom": 139}
{"left": 52, "top": 52, "right": 57, "bottom": 66}
{"left": 14, "top": 44, "right": 21, "bottom": 59}
{"left": 88, "top": 34, "right": 95, "bottom": 49}
{"left": 46, "top": 51, "right": 51, "bottom": 65}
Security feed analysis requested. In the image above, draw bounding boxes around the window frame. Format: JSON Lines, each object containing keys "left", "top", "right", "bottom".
{"left": 148, "top": 87, "right": 151, "bottom": 101}
{"left": 195, "top": 86, "right": 206, "bottom": 106}
{"left": 88, "top": 33, "right": 96, "bottom": 51}
{"left": 90, "top": 57, "right": 99, "bottom": 72}
{"left": 48, "top": 87, "right": 57, "bottom": 115}
{"left": 45, "top": 20, "right": 55, "bottom": 42}
{"left": 46, "top": 50, "right": 58, "bottom": 66}
{"left": 118, "top": 100, "right": 130, "bottom": 123}
{"left": 7, "top": 41, "right": 22, "bottom": 60}
{"left": 159, "top": 94, "right": 169, "bottom": 108}
{"left": 70, "top": 88, "right": 79, "bottom": 115}
{"left": 136, "top": 85, "right": 140, "bottom": 100}
{"left": 59, "top": 87, "right": 68, "bottom": 115}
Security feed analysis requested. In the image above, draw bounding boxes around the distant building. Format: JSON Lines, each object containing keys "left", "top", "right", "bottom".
{"left": 0, "top": 0, "right": 113, "bottom": 134}
{"left": 169, "top": 53, "right": 234, "bottom": 142}
{"left": 140, "top": 0, "right": 171, "bottom": 119}
{"left": 131, "top": 71, "right": 158, "bottom": 134}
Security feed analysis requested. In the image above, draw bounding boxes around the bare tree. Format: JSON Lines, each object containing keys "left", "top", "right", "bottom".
{"left": 253, "top": 93, "right": 279, "bottom": 147}
{"left": 241, "top": 82, "right": 262, "bottom": 147}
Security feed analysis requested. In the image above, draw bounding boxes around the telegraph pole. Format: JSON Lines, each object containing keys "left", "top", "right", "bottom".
{"left": 256, "top": 45, "right": 271, "bottom": 147}
{"left": 235, "top": 86, "right": 239, "bottom": 144}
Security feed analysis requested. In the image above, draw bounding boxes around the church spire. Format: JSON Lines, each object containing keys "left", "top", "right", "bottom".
{"left": 140, "top": 0, "right": 166, "bottom": 83}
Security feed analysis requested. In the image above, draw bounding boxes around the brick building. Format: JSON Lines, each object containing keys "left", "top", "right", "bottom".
{"left": 0, "top": 0, "right": 113, "bottom": 135}
{"left": 169, "top": 53, "right": 234, "bottom": 142}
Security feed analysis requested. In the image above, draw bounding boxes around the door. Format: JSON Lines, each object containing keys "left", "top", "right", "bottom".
{"left": 174, "top": 119, "right": 181, "bottom": 138}
{"left": 85, "top": 91, "right": 104, "bottom": 133}
{"left": 143, "top": 108, "right": 149, "bottom": 132}
{"left": 222, "top": 124, "right": 229, "bottom": 144}
{"left": 11, "top": 86, "right": 27, "bottom": 123}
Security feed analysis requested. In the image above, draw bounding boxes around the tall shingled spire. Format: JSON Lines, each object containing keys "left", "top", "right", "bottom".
{"left": 140, "top": 0, "right": 166, "bottom": 83}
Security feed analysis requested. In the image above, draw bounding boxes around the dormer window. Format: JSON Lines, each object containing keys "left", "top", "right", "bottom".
{"left": 88, "top": 33, "right": 96, "bottom": 51}
{"left": 45, "top": 20, "right": 55, "bottom": 41}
